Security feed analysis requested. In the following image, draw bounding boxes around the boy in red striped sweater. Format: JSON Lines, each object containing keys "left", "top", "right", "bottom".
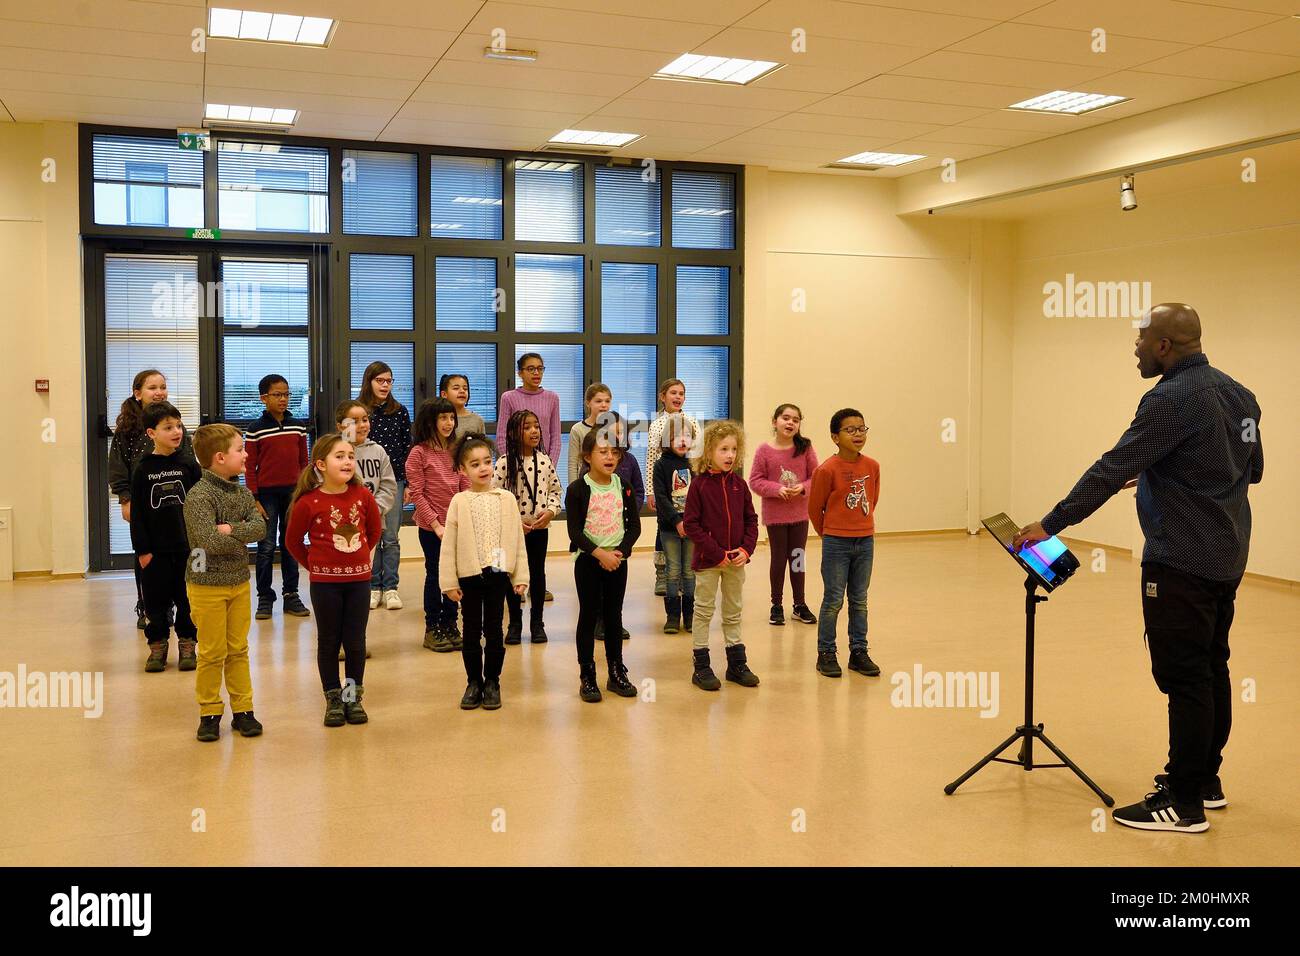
{"left": 245, "top": 374, "right": 310, "bottom": 620}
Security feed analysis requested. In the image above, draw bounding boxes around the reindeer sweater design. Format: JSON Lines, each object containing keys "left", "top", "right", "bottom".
{"left": 285, "top": 484, "right": 383, "bottom": 582}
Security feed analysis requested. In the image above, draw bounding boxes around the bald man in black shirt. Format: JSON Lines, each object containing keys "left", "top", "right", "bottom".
{"left": 1015, "top": 304, "right": 1263, "bottom": 833}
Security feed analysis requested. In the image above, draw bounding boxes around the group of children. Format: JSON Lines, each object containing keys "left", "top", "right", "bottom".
{"left": 110, "top": 357, "right": 883, "bottom": 739}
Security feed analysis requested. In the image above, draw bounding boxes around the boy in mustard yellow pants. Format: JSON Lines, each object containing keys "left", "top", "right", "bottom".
{"left": 183, "top": 424, "right": 267, "bottom": 742}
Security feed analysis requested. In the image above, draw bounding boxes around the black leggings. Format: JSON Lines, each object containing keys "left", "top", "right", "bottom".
{"left": 767, "top": 521, "right": 809, "bottom": 605}
{"left": 461, "top": 569, "right": 510, "bottom": 684}
{"left": 311, "top": 580, "right": 371, "bottom": 691}
{"left": 507, "top": 527, "right": 549, "bottom": 629}
{"left": 574, "top": 552, "right": 627, "bottom": 667}
{"left": 140, "top": 552, "right": 196, "bottom": 644}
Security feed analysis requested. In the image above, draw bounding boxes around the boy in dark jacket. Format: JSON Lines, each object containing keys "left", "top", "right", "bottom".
{"left": 683, "top": 420, "right": 760, "bottom": 690}
{"left": 130, "top": 402, "right": 202, "bottom": 672}
{"left": 652, "top": 414, "right": 697, "bottom": 634}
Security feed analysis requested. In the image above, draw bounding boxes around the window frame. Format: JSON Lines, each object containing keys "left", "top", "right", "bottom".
{"left": 80, "top": 125, "right": 743, "bottom": 536}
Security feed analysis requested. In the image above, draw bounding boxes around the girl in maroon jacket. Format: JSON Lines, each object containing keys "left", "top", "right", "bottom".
{"left": 682, "top": 420, "right": 760, "bottom": 691}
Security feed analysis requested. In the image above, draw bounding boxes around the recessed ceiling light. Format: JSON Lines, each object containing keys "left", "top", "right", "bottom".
{"left": 832, "top": 151, "right": 927, "bottom": 168}
{"left": 654, "top": 53, "right": 782, "bottom": 85}
{"left": 1007, "top": 90, "right": 1128, "bottom": 115}
{"left": 484, "top": 46, "right": 538, "bottom": 62}
{"left": 205, "top": 103, "right": 299, "bottom": 128}
{"left": 208, "top": 8, "right": 336, "bottom": 47}
{"left": 517, "top": 160, "right": 580, "bottom": 172}
{"left": 549, "top": 129, "right": 643, "bottom": 148}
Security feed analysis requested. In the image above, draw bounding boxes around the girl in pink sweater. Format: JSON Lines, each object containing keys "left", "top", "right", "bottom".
{"left": 406, "top": 398, "right": 469, "bottom": 652}
{"left": 748, "top": 403, "right": 820, "bottom": 626}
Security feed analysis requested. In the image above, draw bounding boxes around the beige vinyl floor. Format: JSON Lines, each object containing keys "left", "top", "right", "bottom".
{"left": 2, "top": 532, "right": 1297, "bottom": 867}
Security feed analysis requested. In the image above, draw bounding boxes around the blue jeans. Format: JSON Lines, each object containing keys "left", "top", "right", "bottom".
{"left": 660, "top": 531, "right": 695, "bottom": 600}
{"left": 254, "top": 488, "right": 299, "bottom": 602}
{"left": 370, "top": 480, "right": 404, "bottom": 591}
{"left": 418, "top": 527, "right": 459, "bottom": 631}
{"left": 817, "top": 534, "right": 873, "bottom": 653}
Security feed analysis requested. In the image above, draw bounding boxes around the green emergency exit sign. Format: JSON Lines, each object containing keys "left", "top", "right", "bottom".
{"left": 177, "top": 130, "right": 210, "bottom": 151}
{"left": 186, "top": 228, "right": 222, "bottom": 240}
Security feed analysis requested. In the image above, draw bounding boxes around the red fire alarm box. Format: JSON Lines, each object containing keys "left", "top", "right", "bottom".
{"left": 35, "top": 380, "right": 49, "bottom": 393}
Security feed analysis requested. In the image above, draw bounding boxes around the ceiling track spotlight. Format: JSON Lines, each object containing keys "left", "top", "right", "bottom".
{"left": 1120, "top": 173, "right": 1137, "bottom": 212}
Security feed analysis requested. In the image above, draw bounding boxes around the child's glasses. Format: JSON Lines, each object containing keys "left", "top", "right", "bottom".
{"left": 839, "top": 426, "right": 869, "bottom": 436}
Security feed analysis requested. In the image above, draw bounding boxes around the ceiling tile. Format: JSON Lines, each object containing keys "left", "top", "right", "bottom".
{"left": 585, "top": 97, "right": 786, "bottom": 128}
{"left": 693, "top": 26, "right": 928, "bottom": 73}
{"left": 394, "top": 99, "right": 589, "bottom": 131}
{"left": 206, "top": 37, "right": 436, "bottom": 80}
{"left": 464, "top": 1, "right": 720, "bottom": 53}
{"left": 1209, "top": 16, "right": 1300, "bottom": 56}
{"left": 1013, "top": 0, "right": 1281, "bottom": 46}
{"left": 0, "top": 68, "right": 200, "bottom": 106}
{"left": 735, "top": 0, "right": 1000, "bottom": 49}
{"left": 204, "top": 84, "right": 404, "bottom": 119}
{"left": 764, "top": 112, "right": 944, "bottom": 140}
{"left": 426, "top": 59, "right": 642, "bottom": 98}
{"left": 1136, "top": 46, "right": 1300, "bottom": 83}
{"left": 948, "top": 22, "right": 1190, "bottom": 68}
{"left": 411, "top": 81, "right": 611, "bottom": 115}
{"left": 0, "top": 45, "right": 204, "bottom": 84}
{"left": 0, "top": 16, "right": 194, "bottom": 61}
{"left": 837, "top": 0, "right": 1047, "bottom": 15}
{"left": 485, "top": 0, "right": 759, "bottom": 24}
{"left": 620, "top": 77, "right": 827, "bottom": 112}
{"left": 890, "top": 51, "right": 1113, "bottom": 88}
{"left": 205, "top": 65, "right": 417, "bottom": 100}
{"left": 440, "top": 31, "right": 676, "bottom": 78}
{"left": 250, "top": 0, "right": 484, "bottom": 31}
{"left": 842, "top": 74, "right": 1043, "bottom": 109}
{"left": 804, "top": 94, "right": 990, "bottom": 124}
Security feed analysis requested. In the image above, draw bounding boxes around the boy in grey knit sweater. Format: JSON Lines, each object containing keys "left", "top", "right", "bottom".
{"left": 183, "top": 424, "right": 267, "bottom": 743}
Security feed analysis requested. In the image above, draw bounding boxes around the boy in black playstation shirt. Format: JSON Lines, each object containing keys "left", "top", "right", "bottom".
{"left": 130, "top": 401, "right": 203, "bottom": 673}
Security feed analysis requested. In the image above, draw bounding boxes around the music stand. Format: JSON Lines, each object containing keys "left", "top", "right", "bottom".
{"left": 944, "top": 513, "right": 1114, "bottom": 806}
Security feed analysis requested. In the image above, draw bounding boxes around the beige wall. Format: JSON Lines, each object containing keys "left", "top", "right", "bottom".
{"left": 1006, "top": 168, "right": 1300, "bottom": 581}
{"left": 0, "top": 121, "right": 85, "bottom": 576}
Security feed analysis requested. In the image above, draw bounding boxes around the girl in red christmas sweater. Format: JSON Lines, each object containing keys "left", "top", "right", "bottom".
{"left": 286, "top": 433, "right": 383, "bottom": 728}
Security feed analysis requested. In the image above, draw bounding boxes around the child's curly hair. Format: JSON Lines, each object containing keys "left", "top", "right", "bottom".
{"left": 693, "top": 420, "right": 744, "bottom": 476}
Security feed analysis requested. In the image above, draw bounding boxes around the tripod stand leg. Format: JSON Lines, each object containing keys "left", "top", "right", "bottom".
{"left": 944, "top": 729, "right": 1023, "bottom": 795}
{"left": 1037, "top": 731, "right": 1115, "bottom": 807}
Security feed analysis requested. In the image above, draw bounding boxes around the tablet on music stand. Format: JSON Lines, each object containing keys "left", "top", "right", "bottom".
{"left": 982, "top": 513, "right": 1080, "bottom": 592}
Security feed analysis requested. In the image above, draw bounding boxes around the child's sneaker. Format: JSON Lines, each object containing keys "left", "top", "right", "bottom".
{"left": 544, "top": 590, "right": 554, "bottom": 602}
{"left": 579, "top": 662, "right": 603, "bottom": 702}
{"left": 425, "top": 626, "right": 452, "bottom": 653}
{"left": 255, "top": 598, "right": 273, "bottom": 620}
{"left": 231, "top": 711, "right": 263, "bottom": 737}
{"left": 196, "top": 715, "right": 220, "bottom": 742}
{"left": 177, "top": 639, "right": 197, "bottom": 671}
{"left": 769, "top": 605, "right": 785, "bottom": 626}
{"left": 448, "top": 623, "right": 463, "bottom": 650}
{"left": 369, "top": 590, "right": 382, "bottom": 610}
{"left": 816, "top": 651, "right": 842, "bottom": 678}
{"left": 383, "top": 589, "right": 402, "bottom": 610}
{"left": 791, "top": 604, "right": 817, "bottom": 625}
{"left": 847, "top": 648, "right": 880, "bottom": 677}
{"left": 283, "top": 593, "right": 310, "bottom": 617}
{"left": 1154, "top": 773, "right": 1227, "bottom": 809}
{"left": 1112, "top": 789, "right": 1209, "bottom": 833}
{"left": 145, "top": 642, "right": 168, "bottom": 672}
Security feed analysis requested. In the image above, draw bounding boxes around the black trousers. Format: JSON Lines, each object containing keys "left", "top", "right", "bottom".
{"left": 574, "top": 552, "right": 627, "bottom": 668}
{"left": 507, "top": 527, "right": 549, "bottom": 630}
{"left": 311, "top": 580, "right": 370, "bottom": 691}
{"left": 140, "top": 551, "right": 197, "bottom": 644}
{"left": 1141, "top": 562, "right": 1239, "bottom": 805}
{"left": 461, "top": 569, "right": 510, "bottom": 685}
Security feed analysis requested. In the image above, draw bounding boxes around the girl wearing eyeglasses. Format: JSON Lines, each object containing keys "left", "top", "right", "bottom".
{"left": 358, "top": 360, "right": 412, "bottom": 612}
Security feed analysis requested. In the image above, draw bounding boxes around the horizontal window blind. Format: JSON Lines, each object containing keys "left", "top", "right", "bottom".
{"left": 218, "top": 142, "right": 329, "bottom": 233}
{"left": 221, "top": 259, "right": 309, "bottom": 328}
{"left": 223, "top": 334, "right": 310, "bottom": 421}
{"left": 435, "top": 343, "right": 497, "bottom": 425}
{"left": 435, "top": 257, "right": 498, "bottom": 331}
{"left": 430, "top": 155, "right": 502, "bottom": 239}
{"left": 601, "top": 345, "right": 657, "bottom": 421}
{"left": 514, "top": 343, "right": 583, "bottom": 421}
{"left": 601, "top": 262, "right": 656, "bottom": 334}
{"left": 92, "top": 135, "right": 203, "bottom": 228}
{"left": 350, "top": 342, "right": 415, "bottom": 414}
{"left": 676, "top": 265, "right": 730, "bottom": 335}
{"left": 343, "top": 149, "right": 418, "bottom": 236}
{"left": 104, "top": 254, "right": 202, "bottom": 554}
{"left": 595, "top": 165, "right": 660, "bottom": 246}
{"left": 515, "top": 254, "right": 583, "bottom": 333}
{"left": 671, "top": 171, "right": 735, "bottom": 250}
{"left": 515, "top": 164, "right": 583, "bottom": 243}
{"left": 675, "top": 345, "right": 729, "bottom": 419}
{"left": 350, "top": 254, "right": 414, "bottom": 330}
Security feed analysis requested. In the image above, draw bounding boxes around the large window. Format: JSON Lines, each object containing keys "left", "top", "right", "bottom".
{"left": 83, "top": 126, "right": 741, "bottom": 565}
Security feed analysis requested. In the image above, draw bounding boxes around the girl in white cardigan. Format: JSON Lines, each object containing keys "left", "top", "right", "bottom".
{"left": 440, "top": 433, "right": 528, "bottom": 711}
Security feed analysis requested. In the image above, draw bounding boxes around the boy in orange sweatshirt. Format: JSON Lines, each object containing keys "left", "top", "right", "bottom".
{"left": 807, "top": 408, "right": 881, "bottom": 679}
